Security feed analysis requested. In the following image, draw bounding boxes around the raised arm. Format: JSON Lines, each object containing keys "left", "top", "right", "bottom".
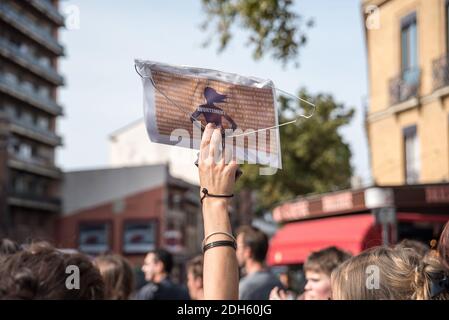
{"left": 199, "top": 123, "right": 239, "bottom": 300}
{"left": 191, "top": 108, "right": 203, "bottom": 123}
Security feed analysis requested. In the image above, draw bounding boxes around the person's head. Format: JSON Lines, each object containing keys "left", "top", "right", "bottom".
{"left": 94, "top": 254, "right": 134, "bottom": 300}
{"left": 438, "top": 222, "right": 449, "bottom": 269}
{"left": 0, "top": 244, "right": 104, "bottom": 299}
{"left": 276, "top": 266, "right": 290, "bottom": 289}
{"left": 0, "top": 238, "right": 21, "bottom": 257}
{"left": 186, "top": 255, "right": 203, "bottom": 300}
{"left": 236, "top": 226, "right": 269, "bottom": 269}
{"left": 141, "top": 249, "right": 173, "bottom": 283}
{"left": 331, "top": 246, "right": 449, "bottom": 300}
{"left": 395, "top": 239, "right": 429, "bottom": 257}
{"left": 303, "top": 246, "right": 352, "bottom": 300}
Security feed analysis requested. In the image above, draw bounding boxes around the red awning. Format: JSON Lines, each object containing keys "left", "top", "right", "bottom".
{"left": 267, "top": 214, "right": 381, "bottom": 266}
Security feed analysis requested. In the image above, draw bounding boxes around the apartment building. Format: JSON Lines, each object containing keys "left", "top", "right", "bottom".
{"left": 0, "top": 0, "right": 65, "bottom": 241}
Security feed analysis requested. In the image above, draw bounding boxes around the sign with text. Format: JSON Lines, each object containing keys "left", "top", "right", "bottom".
{"left": 135, "top": 60, "right": 282, "bottom": 169}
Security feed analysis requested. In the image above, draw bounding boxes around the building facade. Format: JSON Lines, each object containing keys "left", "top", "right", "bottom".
{"left": 363, "top": 0, "right": 449, "bottom": 185}
{"left": 268, "top": 183, "right": 449, "bottom": 266}
{"left": 109, "top": 119, "right": 200, "bottom": 185}
{"left": 0, "top": 0, "right": 65, "bottom": 242}
{"left": 57, "top": 165, "right": 202, "bottom": 281}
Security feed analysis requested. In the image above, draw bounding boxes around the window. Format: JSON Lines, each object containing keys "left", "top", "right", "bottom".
{"left": 13, "top": 176, "right": 27, "bottom": 193}
{"left": 22, "top": 111, "right": 33, "bottom": 125}
{"left": 163, "top": 229, "right": 184, "bottom": 253}
{"left": 37, "top": 55, "right": 50, "bottom": 68}
{"left": 38, "top": 146, "right": 53, "bottom": 161}
{"left": 123, "top": 221, "right": 157, "bottom": 254}
{"left": 18, "top": 43, "right": 29, "bottom": 56}
{"left": 4, "top": 72, "right": 17, "bottom": 85}
{"left": 10, "top": 38, "right": 21, "bottom": 49}
{"left": 22, "top": 81, "right": 33, "bottom": 94}
{"left": 401, "top": 13, "right": 419, "bottom": 83}
{"left": 37, "top": 116, "right": 49, "bottom": 130}
{"left": 79, "top": 223, "right": 110, "bottom": 254}
{"left": 37, "top": 86, "right": 49, "bottom": 98}
{"left": 18, "top": 143, "right": 32, "bottom": 160}
{"left": 32, "top": 180, "right": 45, "bottom": 195}
{"left": 5, "top": 104, "right": 15, "bottom": 118}
{"left": 14, "top": 106, "right": 22, "bottom": 119}
{"left": 404, "top": 125, "right": 420, "bottom": 184}
{"left": 8, "top": 137, "right": 19, "bottom": 154}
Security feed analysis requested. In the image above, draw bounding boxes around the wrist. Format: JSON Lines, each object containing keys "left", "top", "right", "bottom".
{"left": 202, "top": 197, "right": 229, "bottom": 210}
{"left": 202, "top": 198, "right": 231, "bottom": 234}
{"left": 200, "top": 187, "right": 234, "bottom": 205}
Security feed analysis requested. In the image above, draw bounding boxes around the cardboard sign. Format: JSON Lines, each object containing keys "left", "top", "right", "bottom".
{"left": 135, "top": 60, "right": 282, "bottom": 169}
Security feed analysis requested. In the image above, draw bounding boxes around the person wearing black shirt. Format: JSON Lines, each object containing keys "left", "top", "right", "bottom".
{"left": 135, "top": 249, "right": 189, "bottom": 300}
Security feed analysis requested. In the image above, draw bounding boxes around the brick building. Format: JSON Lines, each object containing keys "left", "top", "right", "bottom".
{"left": 56, "top": 164, "right": 202, "bottom": 280}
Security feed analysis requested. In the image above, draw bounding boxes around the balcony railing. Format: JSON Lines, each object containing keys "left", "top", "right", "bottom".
{"left": 8, "top": 191, "right": 61, "bottom": 210}
{"left": 432, "top": 53, "right": 449, "bottom": 91}
{"left": 389, "top": 68, "right": 421, "bottom": 106}
{"left": 0, "top": 3, "right": 64, "bottom": 55}
{"left": 8, "top": 152, "right": 62, "bottom": 179}
{"left": 10, "top": 153, "right": 55, "bottom": 168}
{"left": 0, "top": 75, "right": 63, "bottom": 116}
{"left": 0, "top": 38, "right": 64, "bottom": 85}
{"left": 0, "top": 109, "right": 62, "bottom": 146}
{"left": 26, "top": 0, "right": 65, "bottom": 26}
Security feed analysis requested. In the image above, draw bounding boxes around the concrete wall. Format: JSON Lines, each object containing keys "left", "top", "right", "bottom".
{"left": 62, "top": 164, "right": 167, "bottom": 215}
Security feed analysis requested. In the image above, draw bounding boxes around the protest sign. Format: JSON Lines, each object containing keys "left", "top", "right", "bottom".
{"left": 135, "top": 60, "right": 282, "bottom": 169}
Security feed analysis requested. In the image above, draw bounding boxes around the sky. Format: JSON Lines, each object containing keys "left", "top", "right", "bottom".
{"left": 57, "top": 0, "right": 371, "bottom": 184}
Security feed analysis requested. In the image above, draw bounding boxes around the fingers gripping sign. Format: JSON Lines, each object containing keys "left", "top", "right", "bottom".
{"left": 199, "top": 123, "right": 239, "bottom": 199}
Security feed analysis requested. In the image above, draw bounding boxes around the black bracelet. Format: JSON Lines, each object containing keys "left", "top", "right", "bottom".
{"left": 201, "top": 188, "right": 234, "bottom": 204}
{"left": 203, "top": 240, "right": 237, "bottom": 253}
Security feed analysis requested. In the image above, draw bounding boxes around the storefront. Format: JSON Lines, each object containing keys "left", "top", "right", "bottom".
{"left": 267, "top": 183, "right": 449, "bottom": 267}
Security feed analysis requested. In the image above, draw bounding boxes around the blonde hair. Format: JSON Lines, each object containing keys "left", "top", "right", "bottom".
{"left": 438, "top": 222, "right": 449, "bottom": 269}
{"left": 414, "top": 253, "right": 449, "bottom": 300}
{"left": 331, "top": 246, "right": 449, "bottom": 300}
{"left": 94, "top": 254, "right": 134, "bottom": 300}
{"left": 187, "top": 255, "right": 203, "bottom": 282}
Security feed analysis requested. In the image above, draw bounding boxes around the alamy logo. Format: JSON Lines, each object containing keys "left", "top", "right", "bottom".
{"left": 365, "top": 5, "right": 380, "bottom": 30}
{"left": 62, "top": 4, "right": 81, "bottom": 30}
{"left": 65, "top": 265, "right": 80, "bottom": 290}
{"left": 366, "top": 265, "right": 380, "bottom": 290}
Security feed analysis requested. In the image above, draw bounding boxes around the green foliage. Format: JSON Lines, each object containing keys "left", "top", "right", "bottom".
{"left": 236, "top": 89, "right": 354, "bottom": 211}
{"left": 200, "top": 0, "right": 313, "bottom": 67}
{"left": 199, "top": 1, "right": 354, "bottom": 212}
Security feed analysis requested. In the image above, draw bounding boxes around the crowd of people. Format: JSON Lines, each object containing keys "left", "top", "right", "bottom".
{"left": 194, "top": 123, "right": 449, "bottom": 300}
{"left": 0, "top": 123, "right": 448, "bottom": 300}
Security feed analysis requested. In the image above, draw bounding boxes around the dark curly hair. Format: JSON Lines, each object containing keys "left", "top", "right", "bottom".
{"left": 0, "top": 243, "right": 104, "bottom": 300}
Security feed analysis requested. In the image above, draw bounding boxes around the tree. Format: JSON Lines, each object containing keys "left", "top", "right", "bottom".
{"left": 200, "top": 0, "right": 313, "bottom": 67}
{"left": 236, "top": 89, "right": 354, "bottom": 211}
{"left": 199, "top": 0, "right": 354, "bottom": 213}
